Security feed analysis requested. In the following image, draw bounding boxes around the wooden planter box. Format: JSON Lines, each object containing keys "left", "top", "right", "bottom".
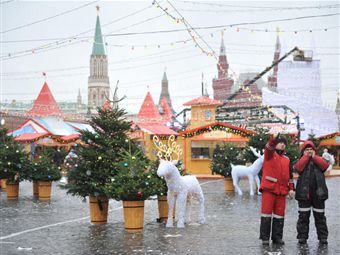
{"left": 33, "top": 181, "right": 39, "bottom": 197}
{"left": 0, "top": 179, "right": 7, "bottom": 191}
{"left": 89, "top": 196, "right": 109, "bottom": 224}
{"left": 38, "top": 181, "right": 52, "bottom": 201}
{"left": 157, "top": 196, "right": 168, "bottom": 222}
{"left": 224, "top": 177, "right": 234, "bottom": 192}
{"left": 123, "top": 201, "right": 145, "bottom": 232}
{"left": 6, "top": 182, "right": 19, "bottom": 200}
{"left": 157, "top": 196, "right": 176, "bottom": 223}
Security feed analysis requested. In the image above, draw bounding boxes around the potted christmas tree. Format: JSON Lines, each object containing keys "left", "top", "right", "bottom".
{"left": 0, "top": 127, "right": 12, "bottom": 191}
{"left": 108, "top": 147, "right": 159, "bottom": 232}
{"left": 210, "top": 143, "right": 244, "bottom": 192}
{"left": 65, "top": 105, "right": 133, "bottom": 224}
{"left": 0, "top": 127, "right": 30, "bottom": 199}
{"left": 29, "top": 150, "right": 62, "bottom": 201}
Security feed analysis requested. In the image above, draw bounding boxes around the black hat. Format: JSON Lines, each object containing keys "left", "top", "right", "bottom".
{"left": 276, "top": 137, "right": 287, "bottom": 145}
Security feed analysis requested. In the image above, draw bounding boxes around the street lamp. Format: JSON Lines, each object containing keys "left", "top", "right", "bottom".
{"left": 0, "top": 118, "right": 5, "bottom": 126}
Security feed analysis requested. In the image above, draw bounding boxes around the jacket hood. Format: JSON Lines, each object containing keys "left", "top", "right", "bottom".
{"left": 300, "top": 141, "right": 318, "bottom": 157}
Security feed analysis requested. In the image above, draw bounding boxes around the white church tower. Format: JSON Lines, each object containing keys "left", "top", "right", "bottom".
{"left": 88, "top": 6, "right": 110, "bottom": 113}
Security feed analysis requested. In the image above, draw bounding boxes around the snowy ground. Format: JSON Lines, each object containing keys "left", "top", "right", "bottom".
{"left": 1, "top": 178, "right": 340, "bottom": 255}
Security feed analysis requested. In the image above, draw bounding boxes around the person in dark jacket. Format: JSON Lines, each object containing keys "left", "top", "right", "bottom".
{"left": 293, "top": 141, "right": 329, "bottom": 245}
{"left": 259, "top": 135, "right": 294, "bottom": 246}
{"left": 53, "top": 148, "right": 63, "bottom": 169}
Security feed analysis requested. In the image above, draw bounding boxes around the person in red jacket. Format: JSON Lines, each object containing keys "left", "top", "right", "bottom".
{"left": 259, "top": 135, "right": 294, "bottom": 245}
{"left": 293, "top": 141, "right": 329, "bottom": 245}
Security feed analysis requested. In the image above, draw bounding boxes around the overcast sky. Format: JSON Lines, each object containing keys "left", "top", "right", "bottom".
{"left": 1, "top": 0, "right": 339, "bottom": 114}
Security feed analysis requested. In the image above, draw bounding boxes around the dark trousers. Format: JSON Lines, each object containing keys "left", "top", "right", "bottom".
{"left": 297, "top": 195, "right": 328, "bottom": 240}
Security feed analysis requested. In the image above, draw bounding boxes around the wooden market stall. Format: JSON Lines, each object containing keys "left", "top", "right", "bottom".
{"left": 318, "top": 132, "right": 340, "bottom": 169}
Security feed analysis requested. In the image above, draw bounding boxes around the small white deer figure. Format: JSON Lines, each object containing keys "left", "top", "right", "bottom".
{"left": 157, "top": 160, "right": 205, "bottom": 228}
{"left": 231, "top": 147, "right": 264, "bottom": 196}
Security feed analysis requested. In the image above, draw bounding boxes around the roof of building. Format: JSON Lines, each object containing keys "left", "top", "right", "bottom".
{"left": 183, "top": 96, "right": 223, "bottom": 106}
{"left": 136, "top": 123, "right": 178, "bottom": 135}
{"left": 180, "top": 121, "right": 256, "bottom": 137}
{"left": 92, "top": 15, "right": 105, "bottom": 55}
{"left": 317, "top": 132, "right": 340, "bottom": 140}
{"left": 25, "top": 82, "right": 64, "bottom": 117}
{"left": 10, "top": 117, "right": 93, "bottom": 143}
{"left": 162, "top": 71, "right": 168, "bottom": 81}
{"left": 14, "top": 133, "right": 48, "bottom": 142}
{"left": 238, "top": 72, "right": 267, "bottom": 90}
{"left": 138, "top": 92, "right": 163, "bottom": 123}
{"left": 159, "top": 96, "right": 173, "bottom": 121}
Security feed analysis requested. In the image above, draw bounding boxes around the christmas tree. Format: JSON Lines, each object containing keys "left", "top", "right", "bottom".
{"left": 283, "top": 135, "right": 300, "bottom": 167}
{"left": 28, "top": 150, "right": 61, "bottom": 182}
{"left": 210, "top": 143, "right": 244, "bottom": 178}
{"left": 108, "top": 148, "right": 159, "bottom": 201}
{"left": 0, "top": 127, "right": 12, "bottom": 180}
{"left": 243, "top": 127, "right": 269, "bottom": 163}
{"left": 65, "top": 106, "right": 136, "bottom": 198}
{"left": 0, "top": 127, "right": 30, "bottom": 183}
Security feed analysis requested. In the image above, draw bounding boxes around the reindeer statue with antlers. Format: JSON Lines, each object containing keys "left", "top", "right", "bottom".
{"left": 231, "top": 146, "right": 264, "bottom": 196}
{"left": 154, "top": 135, "right": 205, "bottom": 228}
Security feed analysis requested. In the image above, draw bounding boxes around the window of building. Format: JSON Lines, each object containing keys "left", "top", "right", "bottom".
{"left": 191, "top": 147, "right": 210, "bottom": 159}
{"left": 205, "top": 110, "right": 212, "bottom": 120}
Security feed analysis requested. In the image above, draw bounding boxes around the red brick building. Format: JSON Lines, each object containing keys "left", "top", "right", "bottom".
{"left": 212, "top": 37, "right": 234, "bottom": 101}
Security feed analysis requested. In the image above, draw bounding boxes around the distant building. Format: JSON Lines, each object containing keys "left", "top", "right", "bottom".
{"left": 88, "top": 6, "right": 110, "bottom": 113}
{"left": 212, "top": 36, "right": 234, "bottom": 101}
{"left": 26, "top": 82, "right": 64, "bottom": 118}
{"left": 336, "top": 91, "right": 340, "bottom": 131}
{"left": 225, "top": 72, "right": 265, "bottom": 108}
{"left": 77, "top": 88, "right": 82, "bottom": 109}
{"left": 158, "top": 71, "right": 175, "bottom": 114}
{"left": 267, "top": 34, "right": 281, "bottom": 91}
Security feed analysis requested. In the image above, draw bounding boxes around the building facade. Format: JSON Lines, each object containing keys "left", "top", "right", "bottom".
{"left": 212, "top": 36, "right": 234, "bottom": 101}
{"left": 88, "top": 7, "right": 110, "bottom": 112}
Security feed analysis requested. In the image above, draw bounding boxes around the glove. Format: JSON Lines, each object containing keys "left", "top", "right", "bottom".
{"left": 288, "top": 190, "right": 295, "bottom": 200}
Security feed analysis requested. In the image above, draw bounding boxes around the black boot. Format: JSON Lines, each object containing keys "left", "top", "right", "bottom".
{"left": 272, "top": 218, "right": 285, "bottom": 245}
{"left": 313, "top": 210, "right": 328, "bottom": 242}
{"left": 260, "top": 217, "right": 272, "bottom": 245}
{"left": 299, "top": 239, "right": 307, "bottom": 244}
{"left": 297, "top": 210, "right": 311, "bottom": 241}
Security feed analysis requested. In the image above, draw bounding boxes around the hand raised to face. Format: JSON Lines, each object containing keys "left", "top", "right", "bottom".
{"left": 304, "top": 147, "right": 314, "bottom": 157}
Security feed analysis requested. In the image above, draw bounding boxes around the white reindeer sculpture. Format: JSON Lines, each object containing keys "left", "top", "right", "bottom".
{"left": 154, "top": 135, "right": 205, "bottom": 228}
{"left": 231, "top": 146, "right": 264, "bottom": 196}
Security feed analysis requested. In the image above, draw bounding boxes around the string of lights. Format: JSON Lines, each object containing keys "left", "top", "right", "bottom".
{"left": 2, "top": 14, "right": 339, "bottom": 60}
{"left": 2, "top": 2, "right": 338, "bottom": 119}
{"left": 176, "top": 1, "right": 340, "bottom": 10}
{"left": 1, "top": 3, "right": 156, "bottom": 60}
{"left": 153, "top": 1, "right": 337, "bottom": 119}
{"left": 1, "top": 1, "right": 99, "bottom": 34}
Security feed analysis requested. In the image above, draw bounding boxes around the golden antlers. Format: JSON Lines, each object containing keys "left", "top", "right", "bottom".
{"left": 152, "top": 135, "right": 182, "bottom": 161}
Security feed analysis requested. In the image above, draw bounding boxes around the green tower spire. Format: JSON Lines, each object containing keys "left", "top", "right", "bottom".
{"left": 92, "top": 6, "right": 105, "bottom": 56}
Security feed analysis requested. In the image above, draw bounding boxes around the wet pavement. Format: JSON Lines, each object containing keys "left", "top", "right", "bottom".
{"left": 1, "top": 178, "right": 340, "bottom": 255}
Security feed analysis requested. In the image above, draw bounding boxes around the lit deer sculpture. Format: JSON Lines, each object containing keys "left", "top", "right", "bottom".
{"left": 231, "top": 146, "right": 264, "bottom": 196}
{"left": 154, "top": 135, "right": 205, "bottom": 228}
